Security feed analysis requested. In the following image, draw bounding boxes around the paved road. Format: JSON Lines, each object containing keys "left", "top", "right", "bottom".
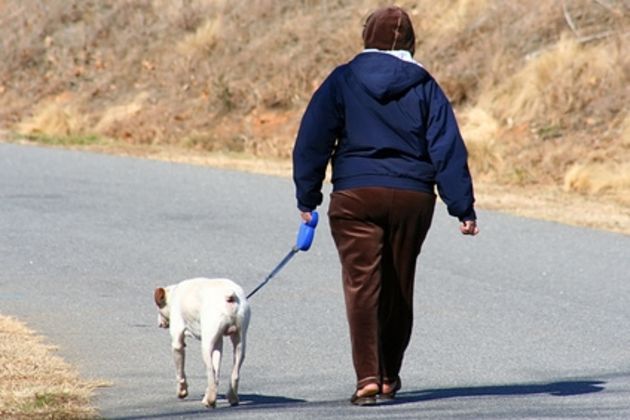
{"left": 1, "top": 142, "right": 629, "bottom": 419}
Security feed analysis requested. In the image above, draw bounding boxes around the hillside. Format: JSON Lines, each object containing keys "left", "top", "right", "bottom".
{"left": 1, "top": 0, "right": 628, "bottom": 231}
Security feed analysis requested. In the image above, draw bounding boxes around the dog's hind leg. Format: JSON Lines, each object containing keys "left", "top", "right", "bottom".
{"left": 226, "top": 331, "right": 245, "bottom": 406}
{"left": 201, "top": 331, "right": 223, "bottom": 408}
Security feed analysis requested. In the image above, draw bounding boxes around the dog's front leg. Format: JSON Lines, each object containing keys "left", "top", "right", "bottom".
{"left": 201, "top": 333, "right": 223, "bottom": 408}
{"left": 226, "top": 331, "right": 246, "bottom": 406}
{"left": 171, "top": 330, "right": 188, "bottom": 399}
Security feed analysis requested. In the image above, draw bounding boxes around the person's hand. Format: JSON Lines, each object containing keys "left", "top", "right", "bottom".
{"left": 460, "top": 220, "right": 479, "bottom": 236}
{"left": 300, "top": 211, "right": 313, "bottom": 223}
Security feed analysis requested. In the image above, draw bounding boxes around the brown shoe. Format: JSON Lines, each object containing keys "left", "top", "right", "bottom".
{"left": 350, "top": 385, "right": 379, "bottom": 406}
{"left": 379, "top": 379, "right": 401, "bottom": 400}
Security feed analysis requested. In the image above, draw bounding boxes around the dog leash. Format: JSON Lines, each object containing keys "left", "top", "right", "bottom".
{"left": 247, "top": 212, "right": 319, "bottom": 299}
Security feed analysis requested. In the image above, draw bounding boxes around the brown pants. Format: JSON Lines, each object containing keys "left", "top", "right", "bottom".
{"left": 328, "top": 187, "right": 435, "bottom": 389}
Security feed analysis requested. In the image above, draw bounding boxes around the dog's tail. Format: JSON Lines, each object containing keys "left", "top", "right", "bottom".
{"left": 225, "top": 290, "right": 238, "bottom": 307}
{"left": 223, "top": 291, "right": 241, "bottom": 336}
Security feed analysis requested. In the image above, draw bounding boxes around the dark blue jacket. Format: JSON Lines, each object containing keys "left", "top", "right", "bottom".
{"left": 292, "top": 52, "right": 476, "bottom": 221}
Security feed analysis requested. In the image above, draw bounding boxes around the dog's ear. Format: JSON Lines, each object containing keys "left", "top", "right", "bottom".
{"left": 154, "top": 287, "right": 167, "bottom": 308}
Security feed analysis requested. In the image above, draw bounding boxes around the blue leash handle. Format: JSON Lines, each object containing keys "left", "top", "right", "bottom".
{"left": 247, "top": 211, "right": 319, "bottom": 299}
{"left": 295, "top": 211, "right": 319, "bottom": 251}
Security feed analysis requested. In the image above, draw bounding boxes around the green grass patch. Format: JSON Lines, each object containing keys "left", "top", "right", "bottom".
{"left": 22, "top": 133, "right": 105, "bottom": 147}
{"left": 14, "top": 391, "right": 96, "bottom": 419}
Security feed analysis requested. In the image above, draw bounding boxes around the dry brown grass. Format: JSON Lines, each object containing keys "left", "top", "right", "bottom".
{"left": 457, "top": 107, "right": 503, "bottom": 178}
{"left": 17, "top": 99, "right": 88, "bottom": 139}
{"left": 176, "top": 17, "right": 222, "bottom": 56}
{"left": 491, "top": 35, "right": 619, "bottom": 125}
{"left": 0, "top": 0, "right": 628, "bottom": 233}
{"left": 1, "top": 0, "right": 626, "bottom": 196}
{"left": 0, "top": 315, "right": 105, "bottom": 419}
{"left": 564, "top": 161, "right": 630, "bottom": 197}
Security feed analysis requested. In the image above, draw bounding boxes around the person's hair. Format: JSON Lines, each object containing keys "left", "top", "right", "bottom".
{"left": 362, "top": 6, "right": 416, "bottom": 56}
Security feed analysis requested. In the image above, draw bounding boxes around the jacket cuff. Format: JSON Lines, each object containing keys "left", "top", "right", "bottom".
{"left": 458, "top": 209, "right": 477, "bottom": 222}
{"left": 298, "top": 203, "right": 315, "bottom": 213}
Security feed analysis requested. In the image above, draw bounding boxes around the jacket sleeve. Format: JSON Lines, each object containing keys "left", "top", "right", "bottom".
{"left": 292, "top": 69, "right": 343, "bottom": 212}
{"left": 424, "top": 81, "right": 476, "bottom": 221}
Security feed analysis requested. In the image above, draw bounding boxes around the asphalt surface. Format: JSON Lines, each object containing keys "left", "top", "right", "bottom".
{"left": 1, "top": 142, "right": 629, "bottom": 419}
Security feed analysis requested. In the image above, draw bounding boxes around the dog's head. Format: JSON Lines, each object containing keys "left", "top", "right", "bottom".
{"left": 154, "top": 286, "right": 173, "bottom": 329}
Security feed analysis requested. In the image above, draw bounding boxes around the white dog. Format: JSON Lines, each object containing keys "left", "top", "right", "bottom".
{"left": 154, "top": 277, "right": 251, "bottom": 408}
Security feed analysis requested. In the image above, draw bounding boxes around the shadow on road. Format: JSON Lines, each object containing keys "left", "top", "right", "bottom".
{"left": 106, "top": 380, "right": 606, "bottom": 418}
{"left": 234, "top": 393, "right": 307, "bottom": 406}
{"left": 391, "top": 380, "right": 606, "bottom": 405}
{"left": 108, "top": 394, "right": 306, "bottom": 419}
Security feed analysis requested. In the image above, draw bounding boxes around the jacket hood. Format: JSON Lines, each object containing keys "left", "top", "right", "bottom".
{"left": 349, "top": 51, "right": 430, "bottom": 101}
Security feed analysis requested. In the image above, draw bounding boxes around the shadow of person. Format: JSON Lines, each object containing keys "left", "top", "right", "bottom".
{"left": 388, "top": 380, "right": 605, "bottom": 405}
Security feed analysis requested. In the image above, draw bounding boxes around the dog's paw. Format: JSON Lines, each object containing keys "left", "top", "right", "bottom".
{"left": 227, "top": 390, "right": 239, "bottom": 406}
{"left": 202, "top": 396, "right": 217, "bottom": 408}
{"left": 177, "top": 381, "right": 188, "bottom": 399}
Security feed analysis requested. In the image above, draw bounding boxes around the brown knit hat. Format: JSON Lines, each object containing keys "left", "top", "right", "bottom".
{"left": 362, "top": 6, "right": 416, "bottom": 56}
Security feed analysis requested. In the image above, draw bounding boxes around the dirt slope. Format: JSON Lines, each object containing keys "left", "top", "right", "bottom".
{"left": 0, "top": 0, "right": 628, "bottom": 230}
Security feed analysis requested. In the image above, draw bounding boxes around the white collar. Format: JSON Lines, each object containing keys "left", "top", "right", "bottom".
{"left": 362, "top": 49, "right": 423, "bottom": 67}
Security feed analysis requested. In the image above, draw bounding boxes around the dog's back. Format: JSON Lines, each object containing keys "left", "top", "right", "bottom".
{"left": 172, "top": 278, "right": 249, "bottom": 339}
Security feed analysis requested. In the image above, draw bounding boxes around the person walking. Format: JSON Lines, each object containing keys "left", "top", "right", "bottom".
{"left": 292, "top": 5, "right": 479, "bottom": 405}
